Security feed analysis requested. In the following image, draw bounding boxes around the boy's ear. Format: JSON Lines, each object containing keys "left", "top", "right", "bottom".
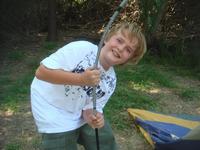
{"left": 103, "top": 40, "right": 107, "bottom": 45}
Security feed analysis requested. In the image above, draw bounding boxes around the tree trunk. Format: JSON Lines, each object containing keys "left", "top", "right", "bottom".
{"left": 47, "top": 0, "right": 57, "bottom": 41}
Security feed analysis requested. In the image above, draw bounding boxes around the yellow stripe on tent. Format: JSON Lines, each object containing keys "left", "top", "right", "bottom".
{"left": 127, "top": 108, "right": 200, "bottom": 129}
{"left": 137, "top": 125, "right": 155, "bottom": 148}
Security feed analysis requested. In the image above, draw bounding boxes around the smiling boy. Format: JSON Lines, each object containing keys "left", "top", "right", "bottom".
{"left": 31, "top": 22, "right": 146, "bottom": 150}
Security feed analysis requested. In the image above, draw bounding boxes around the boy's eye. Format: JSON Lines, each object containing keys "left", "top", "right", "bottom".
{"left": 116, "top": 38, "right": 122, "bottom": 43}
{"left": 126, "top": 48, "right": 131, "bottom": 53}
{"left": 127, "top": 47, "right": 134, "bottom": 54}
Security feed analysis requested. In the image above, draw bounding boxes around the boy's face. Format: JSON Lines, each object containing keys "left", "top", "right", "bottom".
{"left": 100, "top": 30, "right": 138, "bottom": 70}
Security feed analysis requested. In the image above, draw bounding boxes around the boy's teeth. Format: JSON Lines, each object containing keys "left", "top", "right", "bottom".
{"left": 113, "top": 50, "right": 119, "bottom": 58}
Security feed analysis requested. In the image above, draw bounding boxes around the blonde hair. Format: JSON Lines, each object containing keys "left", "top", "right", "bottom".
{"left": 105, "top": 22, "right": 147, "bottom": 64}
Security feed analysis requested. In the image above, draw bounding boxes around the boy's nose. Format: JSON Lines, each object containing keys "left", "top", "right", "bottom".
{"left": 118, "top": 45, "right": 125, "bottom": 52}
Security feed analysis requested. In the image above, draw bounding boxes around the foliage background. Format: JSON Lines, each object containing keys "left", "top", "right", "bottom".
{"left": 0, "top": 0, "right": 199, "bottom": 74}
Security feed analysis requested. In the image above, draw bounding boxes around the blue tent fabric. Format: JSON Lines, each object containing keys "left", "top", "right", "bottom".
{"left": 135, "top": 118, "right": 190, "bottom": 143}
{"left": 127, "top": 108, "right": 200, "bottom": 150}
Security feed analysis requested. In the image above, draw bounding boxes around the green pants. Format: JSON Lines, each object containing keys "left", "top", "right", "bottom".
{"left": 41, "top": 121, "right": 118, "bottom": 150}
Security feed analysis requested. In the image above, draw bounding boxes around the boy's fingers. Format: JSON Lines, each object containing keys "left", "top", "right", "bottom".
{"left": 94, "top": 120, "right": 104, "bottom": 128}
{"left": 84, "top": 68, "right": 100, "bottom": 86}
{"left": 96, "top": 112, "right": 103, "bottom": 119}
{"left": 89, "top": 114, "right": 97, "bottom": 121}
{"left": 92, "top": 115, "right": 104, "bottom": 128}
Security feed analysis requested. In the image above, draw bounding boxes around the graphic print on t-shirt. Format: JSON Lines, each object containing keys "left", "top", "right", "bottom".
{"left": 64, "top": 50, "right": 115, "bottom": 100}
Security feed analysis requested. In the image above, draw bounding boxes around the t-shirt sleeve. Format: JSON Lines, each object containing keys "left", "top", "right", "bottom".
{"left": 41, "top": 41, "right": 97, "bottom": 71}
{"left": 41, "top": 48, "right": 69, "bottom": 70}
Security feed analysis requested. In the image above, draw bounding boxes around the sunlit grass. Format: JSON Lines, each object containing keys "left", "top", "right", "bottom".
{"left": 104, "top": 59, "right": 198, "bottom": 130}
{"left": 105, "top": 63, "right": 162, "bottom": 129}
{"left": 129, "top": 81, "right": 151, "bottom": 91}
{"left": 129, "top": 81, "right": 163, "bottom": 95}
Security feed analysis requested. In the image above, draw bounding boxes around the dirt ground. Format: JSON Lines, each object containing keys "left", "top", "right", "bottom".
{"left": 0, "top": 74, "right": 199, "bottom": 150}
{"left": 0, "top": 101, "right": 152, "bottom": 150}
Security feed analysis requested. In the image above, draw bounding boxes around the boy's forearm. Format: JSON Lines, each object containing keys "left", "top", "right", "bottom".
{"left": 35, "top": 64, "right": 84, "bottom": 85}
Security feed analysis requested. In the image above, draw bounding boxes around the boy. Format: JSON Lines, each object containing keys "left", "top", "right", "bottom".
{"left": 31, "top": 22, "right": 146, "bottom": 150}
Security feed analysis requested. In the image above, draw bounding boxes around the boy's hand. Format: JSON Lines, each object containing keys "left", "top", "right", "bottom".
{"left": 83, "top": 109, "right": 104, "bottom": 129}
{"left": 81, "top": 68, "right": 100, "bottom": 86}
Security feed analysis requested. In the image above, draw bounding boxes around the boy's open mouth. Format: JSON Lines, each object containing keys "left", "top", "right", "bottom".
{"left": 112, "top": 49, "right": 120, "bottom": 58}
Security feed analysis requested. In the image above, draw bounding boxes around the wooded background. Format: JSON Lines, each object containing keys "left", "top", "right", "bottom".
{"left": 0, "top": 0, "right": 199, "bottom": 71}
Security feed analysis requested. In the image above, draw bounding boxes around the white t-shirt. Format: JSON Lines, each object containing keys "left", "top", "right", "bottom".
{"left": 31, "top": 41, "right": 116, "bottom": 133}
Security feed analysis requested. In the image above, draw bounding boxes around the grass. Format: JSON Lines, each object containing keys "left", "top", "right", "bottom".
{"left": 179, "top": 88, "right": 200, "bottom": 101}
{"left": 5, "top": 142, "right": 21, "bottom": 150}
{"left": 0, "top": 41, "right": 58, "bottom": 110}
{"left": 7, "top": 50, "right": 26, "bottom": 62}
{"left": 0, "top": 71, "right": 33, "bottom": 110}
{"left": 5, "top": 136, "right": 42, "bottom": 150}
{"left": 1, "top": 41, "right": 200, "bottom": 149}
{"left": 104, "top": 61, "right": 177, "bottom": 129}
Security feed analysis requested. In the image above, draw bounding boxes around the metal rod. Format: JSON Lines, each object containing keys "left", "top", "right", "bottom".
{"left": 92, "top": 1, "right": 129, "bottom": 150}
{"left": 94, "top": 0, "right": 129, "bottom": 68}
{"left": 95, "top": 128, "right": 100, "bottom": 150}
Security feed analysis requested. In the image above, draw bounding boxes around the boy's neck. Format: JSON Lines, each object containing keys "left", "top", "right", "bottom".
{"left": 99, "top": 57, "right": 110, "bottom": 71}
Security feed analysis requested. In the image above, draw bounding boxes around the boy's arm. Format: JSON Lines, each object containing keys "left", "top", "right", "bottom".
{"left": 35, "top": 64, "right": 100, "bottom": 86}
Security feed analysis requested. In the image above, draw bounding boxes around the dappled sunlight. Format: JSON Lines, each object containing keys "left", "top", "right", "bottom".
{"left": 129, "top": 81, "right": 147, "bottom": 91}
{"left": 0, "top": 108, "right": 14, "bottom": 117}
{"left": 148, "top": 89, "right": 161, "bottom": 94}
{"left": 128, "top": 81, "right": 175, "bottom": 96}
{"left": 97, "top": 27, "right": 104, "bottom": 34}
{"left": 37, "top": 33, "right": 46, "bottom": 37}
{"left": 129, "top": 81, "right": 161, "bottom": 94}
{"left": 196, "top": 107, "right": 200, "bottom": 114}
{"left": 0, "top": 102, "right": 39, "bottom": 150}
{"left": 4, "top": 109, "right": 14, "bottom": 117}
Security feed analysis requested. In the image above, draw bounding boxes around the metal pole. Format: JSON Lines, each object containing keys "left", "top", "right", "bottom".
{"left": 92, "top": 1, "right": 129, "bottom": 150}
